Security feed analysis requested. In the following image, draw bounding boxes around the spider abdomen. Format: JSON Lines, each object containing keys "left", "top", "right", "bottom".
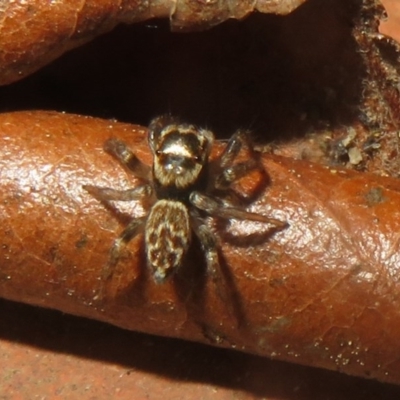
{"left": 145, "top": 199, "right": 191, "bottom": 283}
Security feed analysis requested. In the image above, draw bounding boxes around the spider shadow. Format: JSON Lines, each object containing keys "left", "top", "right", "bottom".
{"left": 86, "top": 193, "right": 150, "bottom": 306}
{"left": 210, "top": 199, "right": 288, "bottom": 330}
{"left": 217, "top": 219, "right": 288, "bottom": 248}
{"left": 105, "top": 231, "right": 256, "bottom": 344}
{"left": 102, "top": 236, "right": 150, "bottom": 308}
{"left": 172, "top": 212, "right": 286, "bottom": 342}
{"left": 194, "top": 166, "right": 288, "bottom": 332}
{"left": 93, "top": 196, "right": 139, "bottom": 227}
{"left": 172, "top": 235, "right": 249, "bottom": 342}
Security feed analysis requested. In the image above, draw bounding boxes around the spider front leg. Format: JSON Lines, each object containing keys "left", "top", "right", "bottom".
{"left": 190, "top": 191, "right": 287, "bottom": 228}
{"left": 214, "top": 130, "right": 260, "bottom": 190}
{"left": 104, "top": 138, "right": 151, "bottom": 180}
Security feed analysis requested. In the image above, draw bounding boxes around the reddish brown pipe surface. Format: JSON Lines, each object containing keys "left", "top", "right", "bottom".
{"left": 1, "top": 111, "right": 400, "bottom": 384}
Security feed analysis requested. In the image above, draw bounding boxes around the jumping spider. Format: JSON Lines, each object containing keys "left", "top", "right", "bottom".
{"left": 84, "top": 116, "right": 286, "bottom": 284}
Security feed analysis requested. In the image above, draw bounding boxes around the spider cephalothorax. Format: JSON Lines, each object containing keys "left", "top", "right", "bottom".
{"left": 84, "top": 115, "right": 285, "bottom": 284}
{"left": 148, "top": 116, "right": 213, "bottom": 200}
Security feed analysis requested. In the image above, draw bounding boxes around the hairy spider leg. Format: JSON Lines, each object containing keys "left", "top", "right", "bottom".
{"left": 106, "top": 217, "right": 146, "bottom": 281}
{"left": 213, "top": 130, "right": 261, "bottom": 190}
{"left": 93, "top": 217, "right": 146, "bottom": 301}
{"left": 215, "top": 160, "right": 261, "bottom": 190}
{"left": 190, "top": 213, "right": 219, "bottom": 276}
{"left": 83, "top": 183, "right": 152, "bottom": 282}
{"left": 104, "top": 138, "right": 151, "bottom": 180}
{"left": 217, "top": 130, "right": 253, "bottom": 168}
{"left": 190, "top": 191, "right": 287, "bottom": 228}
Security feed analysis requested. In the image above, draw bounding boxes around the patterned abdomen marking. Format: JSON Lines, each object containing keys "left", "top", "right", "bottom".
{"left": 145, "top": 199, "right": 191, "bottom": 283}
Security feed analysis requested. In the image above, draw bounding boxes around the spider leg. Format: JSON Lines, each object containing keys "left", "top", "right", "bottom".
{"left": 103, "top": 217, "right": 146, "bottom": 281}
{"left": 190, "top": 214, "right": 220, "bottom": 278}
{"left": 214, "top": 158, "right": 260, "bottom": 190}
{"left": 190, "top": 191, "right": 286, "bottom": 228}
{"left": 191, "top": 213, "right": 243, "bottom": 324}
{"left": 216, "top": 129, "right": 254, "bottom": 168}
{"left": 213, "top": 130, "right": 264, "bottom": 190}
{"left": 104, "top": 138, "right": 151, "bottom": 180}
{"left": 83, "top": 184, "right": 152, "bottom": 202}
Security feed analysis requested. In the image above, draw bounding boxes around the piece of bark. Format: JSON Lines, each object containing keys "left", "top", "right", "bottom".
{"left": 0, "top": 0, "right": 307, "bottom": 85}
{"left": 264, "top": 0, "right": 400, "bottom": 179}
{"left": 1, "top": 111, "right": 400, "bottom": 384}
